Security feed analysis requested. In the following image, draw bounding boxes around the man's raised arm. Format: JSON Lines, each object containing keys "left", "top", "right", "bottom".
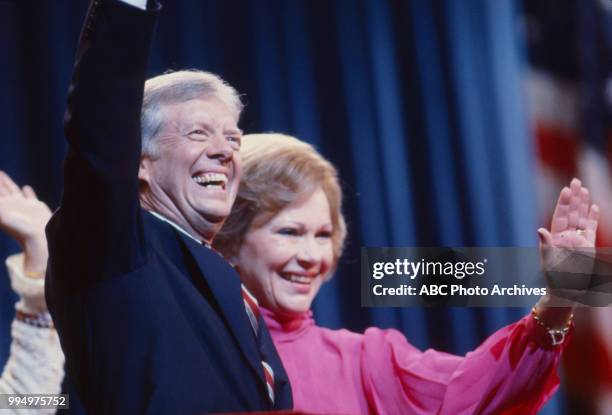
{"left": 48, "top": 0, "right": 158, "bottom": 286}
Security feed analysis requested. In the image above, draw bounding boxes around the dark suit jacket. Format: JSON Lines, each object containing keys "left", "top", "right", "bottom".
{"left": 45, "top": 0, "right": 292, "bottom": 413}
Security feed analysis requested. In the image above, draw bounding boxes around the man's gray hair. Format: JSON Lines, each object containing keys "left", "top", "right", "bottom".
{"left": 141, "top": 70, "right": 243, "bottom": 157}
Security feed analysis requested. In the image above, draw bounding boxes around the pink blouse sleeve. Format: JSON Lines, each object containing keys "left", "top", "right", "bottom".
{"left": 360, "top": 315, "right": 567, "bottom": 415}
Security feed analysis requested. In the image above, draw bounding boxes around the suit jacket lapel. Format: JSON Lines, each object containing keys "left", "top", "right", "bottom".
{"left": 178, "top": 233, "right": 267, "bottom": 388}
{"left": 256, "top": 315, "right": 292, "bottom": 408}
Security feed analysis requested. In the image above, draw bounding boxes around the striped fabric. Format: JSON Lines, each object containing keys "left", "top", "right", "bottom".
{"left": 197, "top": 238, "right": 275, "bottom": 405}
{"left": 241, "top": 284, "right": 275, "bottom": 404}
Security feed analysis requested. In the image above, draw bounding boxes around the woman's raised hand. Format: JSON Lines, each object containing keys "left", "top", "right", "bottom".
{"left": 536, "top": 178, "right": 599, "bottom": 311}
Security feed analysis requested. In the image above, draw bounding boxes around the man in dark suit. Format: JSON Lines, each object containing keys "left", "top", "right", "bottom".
{"left": 45, "top": 0, "right": 292, "bottom": 413}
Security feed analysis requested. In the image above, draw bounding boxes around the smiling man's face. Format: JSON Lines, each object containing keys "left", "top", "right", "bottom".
{"left": 138, "top": 97, "right": 243, "bottom": 242}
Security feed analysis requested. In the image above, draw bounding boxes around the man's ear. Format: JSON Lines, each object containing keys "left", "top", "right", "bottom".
{"left": 138, "top": 157, "right": 151, "bottom": 184}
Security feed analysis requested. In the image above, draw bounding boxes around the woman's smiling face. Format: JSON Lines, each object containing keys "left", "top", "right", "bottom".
{"left": 232, "top": 188, "right": 334, "bottom": 316}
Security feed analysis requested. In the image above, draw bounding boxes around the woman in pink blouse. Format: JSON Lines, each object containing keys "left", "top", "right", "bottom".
{"left": 0, "top": 133, "right": 597, "bottom": 414}
{"left": 214, "top": 133, "right": 598, "bottom": 414}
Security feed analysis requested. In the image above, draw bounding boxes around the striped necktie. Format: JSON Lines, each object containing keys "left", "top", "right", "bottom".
{"left": 202, "top": 241, "right": 275, "bottom": 404}
{"left": 241, "top": 284, "right": 275, "bottom": 404}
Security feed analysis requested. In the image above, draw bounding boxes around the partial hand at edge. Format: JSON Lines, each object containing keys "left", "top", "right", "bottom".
{"left": 0, "top": 171, "right": 51, "bottom": 277}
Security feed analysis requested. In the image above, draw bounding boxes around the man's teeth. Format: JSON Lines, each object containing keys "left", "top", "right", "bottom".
{"left": 192, "top": 173, "right": 228, "bottom": 189}
{"left": 282, "top": 274, "right": 311, "bottom": 284}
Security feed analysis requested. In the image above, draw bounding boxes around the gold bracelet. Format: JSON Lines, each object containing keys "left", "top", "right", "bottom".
{"left": 531, "top": 307, "right": 574, "bottom": 346}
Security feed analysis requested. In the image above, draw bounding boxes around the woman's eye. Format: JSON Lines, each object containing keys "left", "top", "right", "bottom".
{"left": 188, "top": 129, "right": 206, "bottom": 137}
{"left": 317, "top": 230, "right": 332, "bottom": 239}
{"left": 277, "top": 228, "right": 299, "bottom": 236}
{"left": 226, "top": 136, "right": 241, "bottom": 145}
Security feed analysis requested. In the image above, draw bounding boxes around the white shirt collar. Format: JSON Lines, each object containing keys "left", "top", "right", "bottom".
{"left": 147, "top": 211, "right": 208, "bottom": 246}
{"left": 148, "top": 212, "right": 251, "bottom": 295}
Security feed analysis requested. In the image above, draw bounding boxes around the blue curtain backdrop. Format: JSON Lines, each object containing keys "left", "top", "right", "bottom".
{"left": 0, "top": 0, "right": 562, "bottom": 413}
